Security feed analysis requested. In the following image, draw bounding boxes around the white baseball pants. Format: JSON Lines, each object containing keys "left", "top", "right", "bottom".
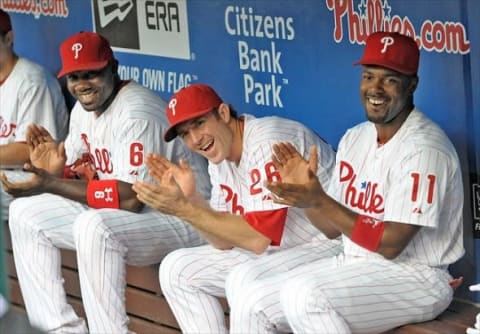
{"left": 9, "top": 193, "right": 204, "bottom": 333}
{"left": 160, "top": 240, "right": 341, "bottom": 333}
{"left": 229, "top": 252, "right": 453, "bottom": 334}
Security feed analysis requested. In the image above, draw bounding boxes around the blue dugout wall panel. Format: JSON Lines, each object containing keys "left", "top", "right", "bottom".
{"left": 2, "top": 0, "right": 479, "bottom": 302}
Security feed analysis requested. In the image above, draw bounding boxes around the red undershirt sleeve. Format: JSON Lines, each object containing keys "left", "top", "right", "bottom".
{"left": 242, "top": 208, "right": 288, "bottom": 246}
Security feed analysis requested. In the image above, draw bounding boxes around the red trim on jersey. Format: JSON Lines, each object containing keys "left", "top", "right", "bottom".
{"left": 63, "top": 165, "right": 77, "bottom": 179}
{"left": 63, "top": 153, "right": 98, "bottom": 180}
{"left": 242, "top": 208, "right": 288, "bottom": 246}
{"left": 86, "top": 179, "right": 120, "bottom": 209}
{"left": 351, "top": 215, "right": 385, "bottom": 251}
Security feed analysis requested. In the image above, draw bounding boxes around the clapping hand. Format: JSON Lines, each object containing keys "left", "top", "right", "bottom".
{"left": 27, "top": 124, "right": 66, "bottom": 176}
{"left": 145, "top": 153, "right": 197, "bottom": 199}
{"left": 265, "top": 142, "right": 325, "bottom": 208}
{"left": 133, "top": 169, "right": 186, "bottom": 216}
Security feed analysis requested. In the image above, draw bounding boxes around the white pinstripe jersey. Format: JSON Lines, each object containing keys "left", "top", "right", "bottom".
{"left": 328, "top": 109, "right": 464, "bottom": 266}
{"left": 64, "top": 81, "right": 210, "bottom": 196}
{"left": 0, "top": 58, "right": 68, "bottom": 144}
{"left": 208, "top": 114, "right": 336, "bottom": 248}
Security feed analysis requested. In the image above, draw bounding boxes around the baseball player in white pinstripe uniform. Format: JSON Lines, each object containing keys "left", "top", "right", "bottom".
{"left": 0, "top": 9, "right": 68, "bottom": 221}
{"left": 1, "top": 31, "right": 210, "bottom": 333}
{"left": 132, "top": 84, "right": 341, "bottom": 333}
{"left": 226, "top": 31, "right": 465, "bottom": 334}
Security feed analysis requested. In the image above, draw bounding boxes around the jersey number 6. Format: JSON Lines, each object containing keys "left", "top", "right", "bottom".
{"left": 130, "top": 142, "right": 144, "bottom": 167}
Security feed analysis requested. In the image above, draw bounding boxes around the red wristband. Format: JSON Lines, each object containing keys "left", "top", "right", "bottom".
{"left": 86, "top": 180, "right": 120, "bottom": 209}
{"left": 350, "top": 215, "right": 385, "bottom": 252}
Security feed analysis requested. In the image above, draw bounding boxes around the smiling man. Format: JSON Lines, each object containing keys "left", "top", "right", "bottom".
{"left": 227, "top": 31, "right": 465, "bottom": 334}
{"left": 132, "top": 83, "right": 342, "bottom": 333}
{"left": 1, "top": 31, "right": 211, "bottom": 333}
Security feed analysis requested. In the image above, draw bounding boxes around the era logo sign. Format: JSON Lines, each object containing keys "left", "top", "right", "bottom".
{"left": 91, "top": 0, "right": 191, "bottom": 59}
{"left": 97, "top": 0, "right": 134, "bottom": 28}
{"left": 92, "top": 0, "right": 140, "bottom": 49}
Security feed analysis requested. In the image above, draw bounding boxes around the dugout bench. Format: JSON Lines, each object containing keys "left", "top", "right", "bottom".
{"left": 3, "top": 222, "right": 478, "bottom": 334}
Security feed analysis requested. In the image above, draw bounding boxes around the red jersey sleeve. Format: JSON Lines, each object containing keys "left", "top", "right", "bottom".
{"left": 242, "top": 208, "right": 288, "bottom": 246}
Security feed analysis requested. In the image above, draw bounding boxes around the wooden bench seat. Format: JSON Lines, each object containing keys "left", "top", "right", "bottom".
{"left": 4, "top": 222, "right": 478, "bottom": 333}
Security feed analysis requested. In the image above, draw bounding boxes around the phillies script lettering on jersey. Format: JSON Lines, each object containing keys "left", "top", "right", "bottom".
{"left": 220, "top": 184, "right": 245, "bottom": 215}
{"left": 340, "top": 160, "right": 384, "bottom": 214}
{"left": 81, "top": 133, "right": 113, "bottom": 174}
{"left": 0, "top": 116, "right": 16, "bottom": 138}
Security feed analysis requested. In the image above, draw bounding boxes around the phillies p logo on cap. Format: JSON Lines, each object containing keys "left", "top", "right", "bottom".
{"left": 71, "top": 43, "right": 83, "bottom": 59}
{"left": 169, "top": 99, "right": 178, "bottom": 117}
{"left": 380, "top": 36, "right": 395, "bottom": 53}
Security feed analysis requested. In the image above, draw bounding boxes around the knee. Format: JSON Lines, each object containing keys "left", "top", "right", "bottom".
{"left": 280, "top": 276, "right": 324, "bottom": 320}
{"left": 73, "top": 210, "right": 122, "bottom": 255}
{"left": 159, "top": 248, "right": 195, "bottom": 291}
{"left": 73, "top": 210, "right": 101, "bottom": 241}
{"left": 9, "top": 197, "right": 44, "bottom": 238}
{"left": 225, "top": 261, "right": 261, "bottom": 303}
{"left": 230, "top": 282, "right": 268, "bottom": 322}
{"left": 8, "top": 198, "right": 29, "bottom": 233}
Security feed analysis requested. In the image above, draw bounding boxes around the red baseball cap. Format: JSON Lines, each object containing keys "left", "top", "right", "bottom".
{"left": 354, "top": 31, "right": 419, "bottom": 75}
{"left": 57, "top": 31, "right": 114, "bottom": 78}
{"left": 164, "top": 84, "right": 223, "bottom": 142}
{"left": 0, "top": 9, "right": 12, "bottom": 33}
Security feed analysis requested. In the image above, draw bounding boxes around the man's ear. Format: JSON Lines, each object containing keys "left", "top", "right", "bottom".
{"left": 217, "top": 103, "right": 231, "bottom": 123}
{"left": 5, "top": 30, "right": 14, "bottom": 47}
{"left": 409, "top": 76, "right": 418, "bottom": 95}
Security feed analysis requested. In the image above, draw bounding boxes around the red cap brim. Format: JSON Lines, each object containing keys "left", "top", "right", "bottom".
{"left": 57, "top": 60, "right": 109, "bottom": 78}
{"left": 164, "top": 107, "right": 215, "bottom": 142}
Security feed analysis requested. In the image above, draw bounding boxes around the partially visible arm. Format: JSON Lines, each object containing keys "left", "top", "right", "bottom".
{"left": 268, "top": 173, "right": 421, "bottom": 258}
{"left": 1, "top": 163, "right": 143, "bottom": 212}
{"left": 308, "top": 193, "right": 420, "bottom": 258}
{"left": 0, "top": 142, "right": 29, "bottom": 166}
{"left": 181, "top": 190, "right": 237, "bottom": 250}
{"left": 143, "top": 153, "right": 265, "bottom": 250}
{"left": 1, "top": 76, "right": 64, "bottom": 167}
{"left": 304, "top": 207, "right": 341, "bottom": 239}
{"left": 266, "top": 142, "right": 421, "bottom": 259}
{"left": 133, "top": 175, "right": 272, "bottom": 254}
{"left": 176, "top": 201, "right": 272, "bottom": 254}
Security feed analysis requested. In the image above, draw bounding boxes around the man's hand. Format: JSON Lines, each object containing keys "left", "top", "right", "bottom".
{"left": 272, "top": 142, "right": 318, "bottom": 184}
{"left": 265, "top": 142, "right": 325, "bottom": 208}
{"left": 146, "top": 153, "right": 197, "bottom": 199}
{"left": 132, "top": 169, "right": 189, "bottom": 216}
{"left": 27, "top": 124, "right": 66, "bottom": 175}
{"left": 0, "top": 163, "right": 52, "bottom": 197}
